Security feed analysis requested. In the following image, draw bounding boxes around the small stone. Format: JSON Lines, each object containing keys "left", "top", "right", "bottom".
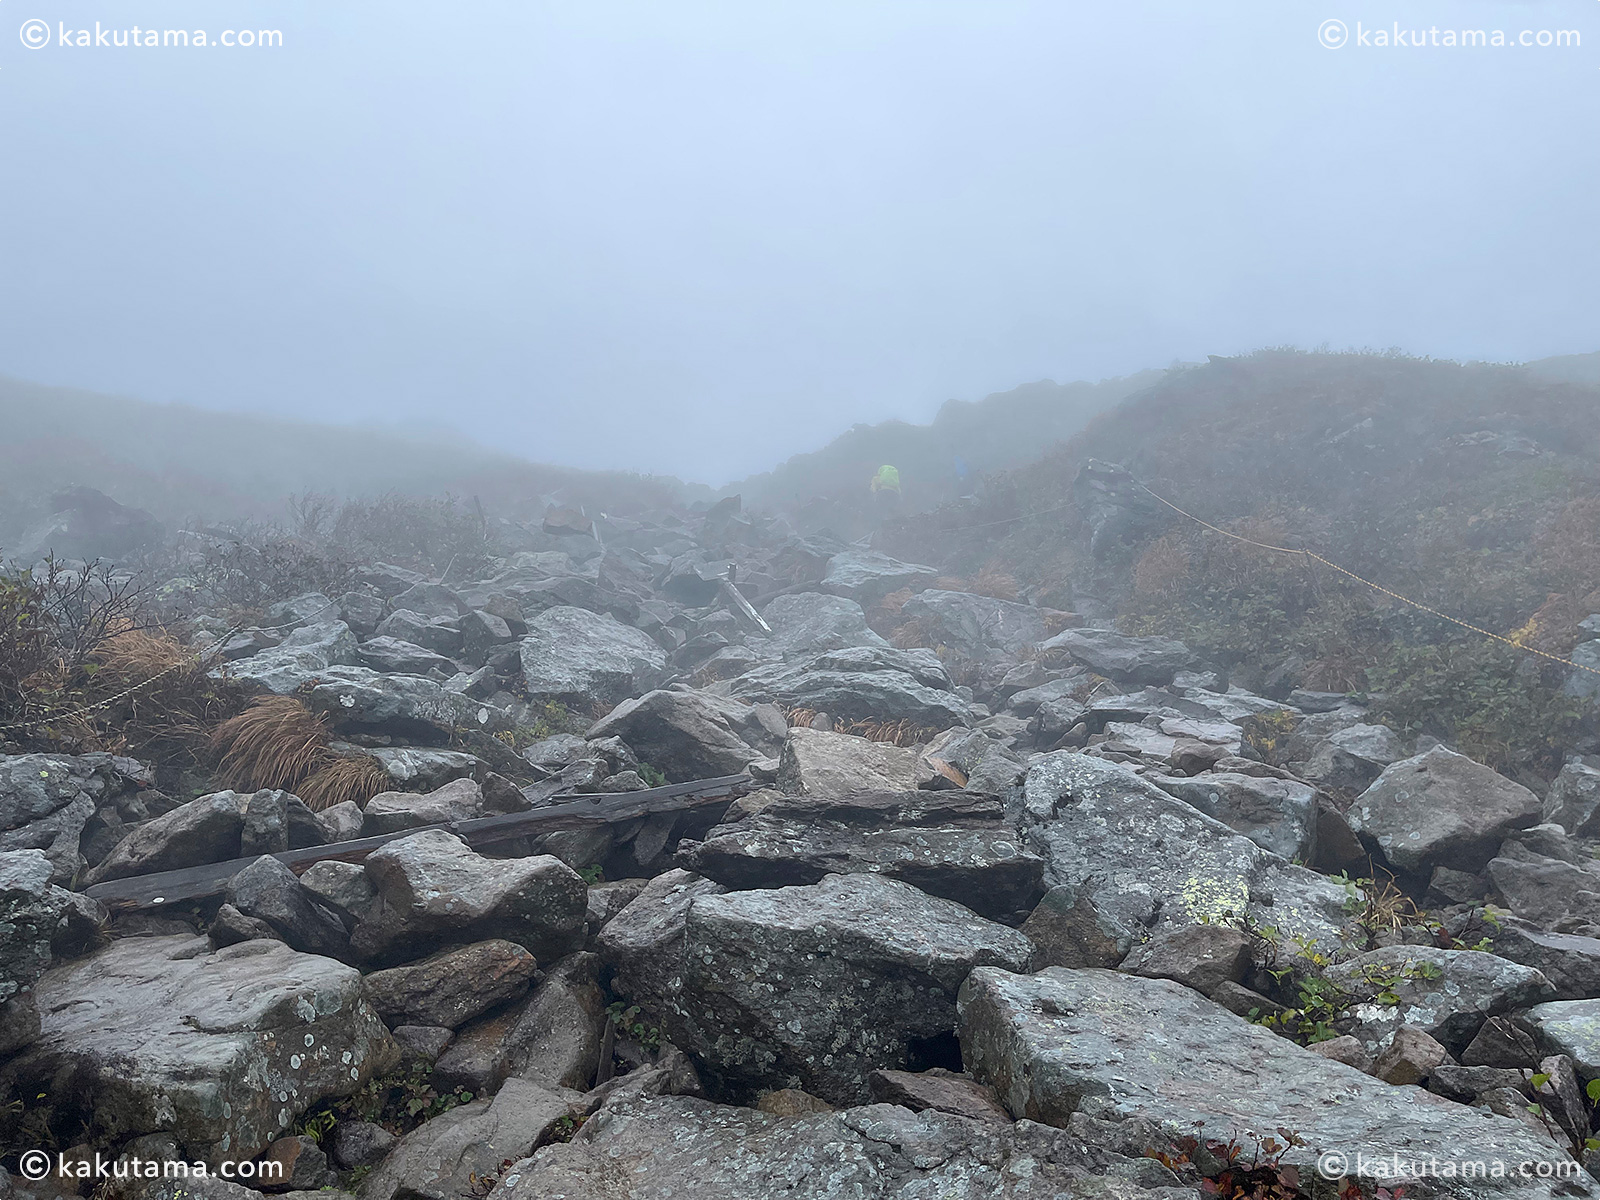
{"left": 1372, "top": 1025, "right": 1451, "bottom": 1086}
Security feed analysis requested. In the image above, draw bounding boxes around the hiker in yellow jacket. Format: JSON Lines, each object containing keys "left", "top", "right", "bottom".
{"left": 870, "top": 464, "right": 901, "bottom": 522}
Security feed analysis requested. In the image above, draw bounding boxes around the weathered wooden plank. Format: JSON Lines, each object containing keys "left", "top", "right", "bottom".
{"left": 83, "top": 772, "right": 751, "bottom": 911}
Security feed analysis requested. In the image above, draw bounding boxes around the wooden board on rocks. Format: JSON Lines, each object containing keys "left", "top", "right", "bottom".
{"left": 83, "top": 772, "right": 752, "bottom": 912}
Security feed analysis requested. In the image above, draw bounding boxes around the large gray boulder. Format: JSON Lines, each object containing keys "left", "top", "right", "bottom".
{"left": 1544, "top": 761, "right": 1600, "bottom": 838}
{"left": 360, "top": 777, "right": 484, "bottom": 836}
{"left": 519, "top": 606, "right": 667, "bottom": 707}
{"left": 1487, "top": 916, "right": 1600, "bottom": 1001}
{"left": 85, "top": 790, "right": 251, "bottom": 885}
{"left": 610, "top": 872, "right": 1033, "bottom": 1105}
{"left": 1322, "top": 946, "right": 1556, "bottom": 1056}
{"left": 596, "top": 869, "right": 726, "bottom": 1028}
{"left": 221, "top": 621, "right": 361, "bottom": 695}
{"left": 752, "top": 592, "right": 889, "bottom": 659}
{"left": 1015, "top": 753, "right": 1351, "bottom": 955}
{"left": 488, "top": 1094, "right": 1187, "bottom": 1200}
{"left": 1519, "top": 999, "right": 1600, "bottom": 1078}
{"left": 819, "top": 550, "right": 938, "bottom": 604}
{"left": 1297, "top": 723, "right": 1409, "bottom": 794}
{"left": 3, "top": 935, "right": 396, "bottom": 1162}
{"left": 1486, "top": 848, "right": 1600, "bottom": 931}
{"left": 225, "top": 854, "right": 349, "bottom": 958}
{"left": 898, "top": 589, "right": 1048, "bottom": 656}
{"left": 351, "top": 830, "right": 587, "bottom": 966}
{"left": 299, "top": 666, "right": 497, "bottom": 734}
{"left": 585, "top": 689, "right": 785, "bottom": 781}
{"left": 1145, "top": 771, "right": 1318, "bottom": 862}
{"left": 678, "top": 789, "right": 1045, "bottom": 921}
{"left": 0, "top": 849, "right": 66, "bottom": 1006}
{"left": 1347, "top": 747, "right": 1542, "bottom": 875}
{"left": 1037, "top": 629, "right": 1196, "bottom": 686}
{"left": 360, "top": 939, "right": 539, "bottom": 1030}
{"left": 959, "top": 967, "right": 1588, "bottom": 1200}
{"left": 776, "top": 727, "right": 932, "bottom": 795}
{"left": 0, "top": 752, "right": 151, "bottom": 883}
{"left": 717, "top": 648, "right": 968, "bottom": 728}
{"left": 356, "top": 636, "right": 459, "bottom": 676}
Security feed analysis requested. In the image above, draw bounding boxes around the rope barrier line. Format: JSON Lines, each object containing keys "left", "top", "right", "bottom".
{"left": 0, "top": 599, "right": 343, "bottom": 735}
{"left": 1136, "top": 483, "right": 1600, "bottom": 678}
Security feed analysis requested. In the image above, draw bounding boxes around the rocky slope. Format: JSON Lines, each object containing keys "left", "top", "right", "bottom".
{"left": 3, "top": 479, "right": 1600, "bottom": 1200}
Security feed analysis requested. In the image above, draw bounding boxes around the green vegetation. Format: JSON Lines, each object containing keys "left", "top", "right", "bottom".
{"left": 605, "top": 1001, "right": 662, "bottom": 1052}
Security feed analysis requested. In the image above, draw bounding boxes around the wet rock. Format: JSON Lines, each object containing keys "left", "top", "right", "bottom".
{"left": 257, "top": 1136, "right": 336, "bottom": 1192}
{"left": 1036, "top": 628, "right": 1196, "bottom": 686}
{"left": 753, "top": 592, "right": 890, "bottom": 658}
{"left": 865, "top": 1068, "right": 1011, "bottom": 1124}
{"left": 222, "top": 622, "right": 361, "bottom": 695}
{"left": 489, "top": 1094, "right": 1178, "bottom": 1200}
{"left": 84, "top": 790, "right": 250, "bottom": 885}
{"left": 225, "top": 855, "right": 349, "bottom": 958}
{"left": 1486, "top": 916, "right": 1600, "bottom": 1001}
{"left": 299, "top": 860, "right": 377, "bottom": 925}
{"left": 209, "top": 902, "right": 280, "bottom": 949}
{"left": 0, "top": 850, "right": 66, "bottom": 1004}
{"left": 391, "top": 1024, "right": 454, "bottom": 1064}
{"left": 359, "top": 1077, "right": 581, "bottom": 1200}
{"left": 365, "top": 747, "right": 484, "bottom": 792}
{"left": 584, "top": 878, "right": 647, "bottom": 940}
{"left": 1020, "top": 883, "right": 1136, "bottom": 969}
{"left": 1015, "top": 753, "right": 1351, "bottom": 955}
{"left": 2, "top": 935, "right": 396, "bottom": 1161}
{"left": 519, "top": 607, "right": 667, "bottom": 707}
{"left": 776, "top": 727, "right": 932, "bottom": 795}
{"left": 677, "top": 788, "right": 1045, "bottom": 922}
{"left": 1298, "top": 723, "right": 1408, "bottom": 794}
{"left": 1121, "top": 922, "right": 1251, "bottom": 997}
{"left": 585, "top": 689, "right": 784, "bottom": 781}
{"left": 299, "top": 667, "right": 492, "bottom": 735}
{"left": 1145, "top": 771, "right": 1318, "bottom": 862}
{"left": 1347, "top": 747, "right": 1542, "bottom": 875}
{"left": 360, "top": 778, "right": 484, "bottom": 836}
{"left": 1324, "top": 946, "right": 1554, "bottom": 1056}
{"left": 432, "top": 952, "right": 605, "bottom": 1095}
{"left": 1519, "top": 999, "right": 1600, "bottom": 1078}
{"left": 1463, "top": 1016, "right": 1542, "bottom": 1069}
{"left": 1487, "top": 849, "right": 1600, "bottom": 931}
{"left": 0, "top": 753, "right": 150, "bottom": 884}
{"left": 1544, "top": 761, "right": 1600, "bottom": 838}
{"left": 898, "top": 590, "right": 1048, "bottom": 656}
{"left": 716, "top": 651, "right": 970, "bottom": 729}
{"left": 356, "top": 636, "right": 459, "bottom": 675}
{"left": 596, "top": 869, "right": 725, "bottom": 1025}
{"left": 329, "top": 1121, "right": 394, "bottom": 1171}
{"left": 351, "top": 831, "right": 587, "bottom": 966}
{"left": 819, "top": 550, "right": 937, "bottom": 604}
{"left": 361, "top": 939, "right": 539, "bottom": 1030}
{"left": 614, "top": 873, "right": 1033, "bottom": 1105}
{"left": 1372, "top": 1025, "right": 1452, "bottom": 1086}
{"left": 957, "top": 966, "right": 1578, "bottom": 1198}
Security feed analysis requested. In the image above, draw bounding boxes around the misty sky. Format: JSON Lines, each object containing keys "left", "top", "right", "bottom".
{"left": 2, "top": 1, "right": 1595, "bottom": 483}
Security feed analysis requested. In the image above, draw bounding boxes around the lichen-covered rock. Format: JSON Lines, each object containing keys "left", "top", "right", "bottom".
{"left": 776, "top": 727, "right": 932, "bottom": 795}
{"left": 1323, "top": 946, "right": 1555, "bottom": 1056}
{"left": 1519, "top": 999, "right": 1600, "bottom": 1079}
{"left": 3, "top": 935, "right": 397, "bottom": 1162}
{"left": 221, "top": 621, "right": 361, "bottom": 695}
{"left": 487, "top": 1094, "right": 1185, "bottom": 1200}
{"left": 1015, "top": 753, "right": 1351, "bottom": 955}
{"left": 1145, "top": 771, "right": 1318, "bottom": 862}
{"left": 1544, "top": 761, "right": 1600, "bottom": 838}
{"left": 0, "top": 849, "right": 66, "bottom": 1004}
{"left": 360, "top": 778, "right": 484, "bottom": 836}
{"left": 351, "top": 831, "right": 586, "bottom": 966}
{"left": 1, "top": 753, "right": 152, "bottom": 883}
{"left": 1487, "top": 916, "right": 1600, "bottom": 1001}
{"left": 1347, "top": 747, "right": 1542, "bottom": 875}
{"left": 958, "top": 967, "right": 1587, "bottom": 1200}
{"left": 617, "top": 872, "right": 1033, "bottom": 1105}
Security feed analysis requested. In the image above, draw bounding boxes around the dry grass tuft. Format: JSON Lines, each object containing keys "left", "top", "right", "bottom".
{"left": 932, "top": 566, "right": 1019, "bottom": 601}
{"left": 210, "top": 696, "right": 334, "bottom": 794}
{"left": 297, "top": 754, "right": 392, "bottom": 812}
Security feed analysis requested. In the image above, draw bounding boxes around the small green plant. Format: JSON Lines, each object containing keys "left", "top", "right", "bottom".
{"left": 606, "top": 1001, "right": 663, "bottom": 1052}
{"left": 305, "top": 1061, "right": 475, "bottom": 1139}
{"left": 578, "top": 863, "right": 605, "bottom": 885}
{"left": 637, "top": 763, "right": 668, "bottom": 788}
{"left": 549, "top": 1113, "right": 588, "bottom": 1143}
{"left": 297, "top": 1108, "right": 339, "bottom": 1142}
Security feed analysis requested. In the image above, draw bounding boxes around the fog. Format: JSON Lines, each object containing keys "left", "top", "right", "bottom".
{"left": 2, "top": 0, "right": 1595, "bottom": 482}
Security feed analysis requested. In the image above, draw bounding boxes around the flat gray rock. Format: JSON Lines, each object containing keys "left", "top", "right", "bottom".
{"left": 959, "top": 967, "right": 1589, "bottom": 1200}
{"left": 4, "top": 935, "right": 396, "bottom": 1162}
{"left": 488, "top": 1094, "right": 1186, "bottom": 1200}
{"left": 518, "top": 606, "right": 667, "bottom": 707}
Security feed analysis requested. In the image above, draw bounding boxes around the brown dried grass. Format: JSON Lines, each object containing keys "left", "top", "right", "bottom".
{"left": 210, "top": 695, "right": 334, "bottom": 794}
{"left": 297, "top": 754, "right": 392, "bottom": 812}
